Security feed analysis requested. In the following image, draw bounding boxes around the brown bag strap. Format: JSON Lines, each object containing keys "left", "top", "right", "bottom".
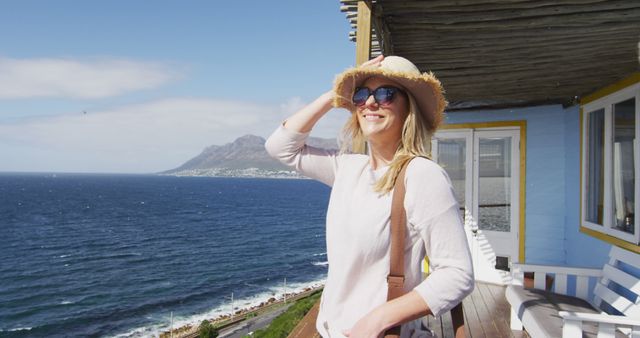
{"left": 385, "top": 159, "right": 465, "bottom": 338}
{"left": 387, "top": 161, "right": 409, "bottom": 303}
{"left": 385, "top": 161, "right": 409, "bottom": 338}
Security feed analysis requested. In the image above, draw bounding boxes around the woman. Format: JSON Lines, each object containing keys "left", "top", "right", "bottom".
{"left": 265, "top": 55, "right": 473, "bottom": 338}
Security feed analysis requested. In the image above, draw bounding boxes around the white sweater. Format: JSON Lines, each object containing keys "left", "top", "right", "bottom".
{"left": 265, "top": 126, "right": 474, "bottom": 338}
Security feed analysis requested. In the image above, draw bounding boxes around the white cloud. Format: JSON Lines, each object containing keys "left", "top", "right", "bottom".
{"left": 0, "top": 97, "right": 349, "bottom": 173}
{"left": 279, "top": 97, "right": 307, "bottom": 116}
{"left": 0, "top": 57, "right": 179, "bottom": 99}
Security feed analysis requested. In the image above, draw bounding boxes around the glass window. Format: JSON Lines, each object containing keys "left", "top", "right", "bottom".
{"left": 478, "top": 137, "right": 511, "bottom": 232}
{"left": 586, "top": 108, "right": 605, "bottom": 225}
{"left": 612, "top": 98, "right": 636, "bottom": 234}
{"left": 436, "top": 138, "right": 466, "bottom": 207}
{"left": 581, "top": 83, "right": 639, "bottom": 245}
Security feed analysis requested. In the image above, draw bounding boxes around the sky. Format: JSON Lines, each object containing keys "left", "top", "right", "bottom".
{"left": 0, "top": 0, "right": 355, "bottom": 173}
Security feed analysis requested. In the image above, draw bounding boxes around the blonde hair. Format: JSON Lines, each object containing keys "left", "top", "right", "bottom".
{"left": 339, "top": 92, "right": 433, "bottom": 195}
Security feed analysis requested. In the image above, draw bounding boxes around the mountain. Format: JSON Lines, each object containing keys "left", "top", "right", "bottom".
{"left": 163, "top": 134, "right": 339, "bottom": 177}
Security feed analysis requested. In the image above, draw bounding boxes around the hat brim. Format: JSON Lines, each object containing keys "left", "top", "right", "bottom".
{"left": 333, "top": 67, "right": 447, "bottom": 132}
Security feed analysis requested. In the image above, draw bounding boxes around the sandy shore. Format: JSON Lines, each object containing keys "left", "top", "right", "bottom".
{"left": 159, "top": 284, "right": 324, "bottom": 338}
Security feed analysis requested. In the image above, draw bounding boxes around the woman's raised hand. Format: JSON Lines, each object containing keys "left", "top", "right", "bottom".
{"left": 280, "top": 55, "right": 385, "bottom": 133}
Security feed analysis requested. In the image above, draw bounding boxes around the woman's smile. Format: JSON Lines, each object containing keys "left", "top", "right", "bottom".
{"left": 362, "top": 112, "right": 385, "bottom": 121}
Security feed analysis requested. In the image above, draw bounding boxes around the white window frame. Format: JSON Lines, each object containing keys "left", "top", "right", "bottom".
{"left": 581, "top": 82, "right": 640, "bottom": 244}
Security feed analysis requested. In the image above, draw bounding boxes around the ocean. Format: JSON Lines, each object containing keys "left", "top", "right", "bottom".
{"left": 0, "top": 173, "right": 330, "bottom": 337}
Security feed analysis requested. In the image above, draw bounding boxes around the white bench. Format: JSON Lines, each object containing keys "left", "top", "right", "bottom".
{"left": 506, "top": 246, "right": 640, "bottom": 337}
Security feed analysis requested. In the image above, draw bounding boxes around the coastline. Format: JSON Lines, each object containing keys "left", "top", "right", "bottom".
{"left": 107, "top": 278, "right": 326, "bottom": 338}
{"left": 159, "top": 283, "right": 325, "bottom": 338}
{"left": 160, "top": 168, "right": 308, "bottom": 179}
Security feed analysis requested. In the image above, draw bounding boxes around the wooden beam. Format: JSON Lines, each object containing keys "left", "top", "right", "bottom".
{"left": 383, "top": 1, "right": 638, "bottom": 16}
{"left": 372, "top": 8, "right": 393, "bottom": 56}
{"left": 340, "top": 5, "right": 357, "bottom": 12}
{"left": 355, "top": 0, "right": 372, "bottom": 65}
{"left": 383, "top": 8, "right": 640, "bottom": 30}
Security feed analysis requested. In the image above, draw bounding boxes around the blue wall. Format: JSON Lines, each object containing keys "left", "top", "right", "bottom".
{"left": 562, "top": 105, "right": 611, "bottom": 268}
{"left": 445, "top": 104, "right": 610, "bottom": 267}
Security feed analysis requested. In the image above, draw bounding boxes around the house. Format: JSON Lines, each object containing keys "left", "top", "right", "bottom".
{"left": 339, "top": 0, "right": 640, "bottom": 285}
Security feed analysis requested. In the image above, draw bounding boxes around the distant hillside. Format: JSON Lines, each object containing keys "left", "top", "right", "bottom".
{"left": 163, "top": 134, "right": 338, "bottom": 177}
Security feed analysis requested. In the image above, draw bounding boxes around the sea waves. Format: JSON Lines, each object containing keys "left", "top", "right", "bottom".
{"left": 0, "top": 174, "right": 331, "bottom": 337}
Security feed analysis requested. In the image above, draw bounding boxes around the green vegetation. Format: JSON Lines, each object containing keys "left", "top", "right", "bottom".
{"left": 199, "top": 320, "right": 219, "bottom": 338}
{"left": 247, "top": 290, "right": 322, "bottom": 338}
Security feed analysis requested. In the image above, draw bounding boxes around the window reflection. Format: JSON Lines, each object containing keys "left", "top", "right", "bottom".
{"left": 613, "top": 98, "right": 636, "bottom": 234}
{"left": 586, "top": 108, "right": 605, "bottom": 225}
{"left": 437, "top": 138, "right": 466, "bottom": 207}
{"left": 478, "top": 137, "right": 511, "bottom": 232}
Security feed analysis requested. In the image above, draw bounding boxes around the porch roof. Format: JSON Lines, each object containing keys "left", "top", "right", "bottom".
{"left": 340, "top": 0, "right": 640, "bottom": 110}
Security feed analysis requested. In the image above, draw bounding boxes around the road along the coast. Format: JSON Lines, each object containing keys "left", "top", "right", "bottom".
{"left": 218, "top": 302, "right": 294, "bottom": 337}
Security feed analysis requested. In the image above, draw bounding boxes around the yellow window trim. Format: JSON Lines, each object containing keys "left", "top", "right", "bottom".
{"left": 579, "top": 226, "right": 640, "bottom": 254}
{"left": 581, "top": 73, "right": 640, "bottom": 105}
{"left": 437, "top": 120, "right": 527, "bottom": 262}
{"left": 579, "top": 73, "right": 640, "bottom": 252}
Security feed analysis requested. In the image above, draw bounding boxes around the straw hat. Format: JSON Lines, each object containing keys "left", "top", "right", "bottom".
{"left": 333, "top": 56, "right": 447, "bottom": 133}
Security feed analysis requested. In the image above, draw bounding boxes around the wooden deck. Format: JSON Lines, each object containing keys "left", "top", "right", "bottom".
{"left": 425, "top": 282, "right": 527, "bottom": 338}
{"left": 289, "top": 282, "right": 527, "bottom": 338}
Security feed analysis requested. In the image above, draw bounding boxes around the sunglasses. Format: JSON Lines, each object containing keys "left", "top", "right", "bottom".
{"left": 352, "top": 86, "right": 404, "bottom": 107}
